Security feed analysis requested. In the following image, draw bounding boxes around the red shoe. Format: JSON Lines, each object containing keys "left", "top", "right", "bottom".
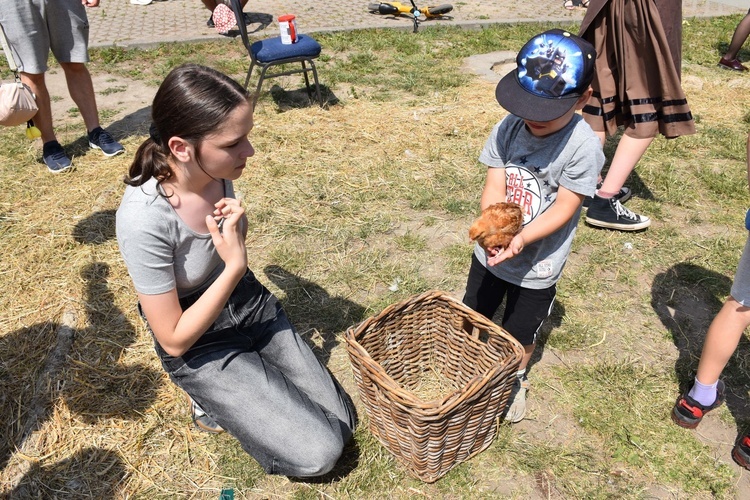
{"left": 718, "top": 57, "right": 748, "bottom": 71}
{"left": 732, "top": 434, "right": 750, "bottom": 470}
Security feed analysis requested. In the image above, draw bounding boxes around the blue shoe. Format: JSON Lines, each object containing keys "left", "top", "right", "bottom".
{"left": 42, "top": 140, "right": 73, "bottom": 173}
{"left": 88, "top": 127, "right": 124, "bottom": 157}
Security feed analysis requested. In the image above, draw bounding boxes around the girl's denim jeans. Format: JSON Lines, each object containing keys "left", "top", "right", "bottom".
{"left": 148, "top": 269, "right": 356, "bottom": 477}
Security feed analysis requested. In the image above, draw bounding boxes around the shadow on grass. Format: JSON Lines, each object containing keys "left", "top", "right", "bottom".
{"left": 8, "top": 447, "right": 126, "bottom": 498}
{"left": 268, "top": 83, "right": 340, "bottom": 110}
{"left": 651, "top": 261, "right": 750, "bottom": 429}
{"left": 0, "top": 209, "right": 159, "bottom": 492}
{"left": 262, "top": 265, "right": 366, "bottom": 366}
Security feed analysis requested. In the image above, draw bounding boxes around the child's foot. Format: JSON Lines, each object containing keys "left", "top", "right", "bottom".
{"left": 732, "top": 434, "right": 750, "bottom": 470}
{"left": 504, "top": 377, "right": 530, "bottom": 423}
{"left": 189, "top": 398, "right": 224, "bottom": 434}
{"left": 671, "top": 380, "right": 725, "bottom": 429}
{"left": 585, "top": 196, "right": 651, "bottom": 231}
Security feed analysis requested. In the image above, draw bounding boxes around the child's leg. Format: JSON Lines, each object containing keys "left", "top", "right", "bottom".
{"left": 673, "top": 235, "right": 750, "bottom": 428}
{"left": 462, "top": 253, "right": 507, "bottom": 320}
{"left": 694, "top": 297, "right": 750, "bottom": 387}
{"left": 499, "top": 283, "right": 556, "bottom": 423}
{"left": 695, "top": 234, "right": 750, "bottom": 390}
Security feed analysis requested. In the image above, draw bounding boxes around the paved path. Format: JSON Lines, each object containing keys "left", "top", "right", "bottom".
{"left": 88, "top": 0, "right": 747, "bottom": 49}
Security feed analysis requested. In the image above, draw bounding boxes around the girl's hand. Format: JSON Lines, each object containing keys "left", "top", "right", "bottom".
{"left": 487, "top": 233, "right": 525, "bottom": 267}
{"left": 206, "top": 198, "right": 247, "bottom": 274}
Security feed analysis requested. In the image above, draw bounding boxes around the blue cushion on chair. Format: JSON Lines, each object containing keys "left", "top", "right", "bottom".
{"left": 251, "top": 35, "right": 322, "bottom": 63}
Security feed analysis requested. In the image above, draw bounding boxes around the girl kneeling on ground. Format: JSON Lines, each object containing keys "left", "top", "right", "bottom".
{"left": 116, "top": 63, "right": 356, "bottom": 477}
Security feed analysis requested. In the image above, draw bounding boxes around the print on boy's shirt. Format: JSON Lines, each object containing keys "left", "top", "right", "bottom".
{"left": 506, "top": 165, "right": 545, "bottom": 224}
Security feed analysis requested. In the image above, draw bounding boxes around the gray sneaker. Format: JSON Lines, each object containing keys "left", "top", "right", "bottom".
{"left": 504, "top": 377, "right": 530, "bottom": 423}
{"left": 190, "top": 398, "right": 224, "bottom": 434}
{"left": 42, "top": 140, "right": 73, "bottom": 173}
{"left": 88, "top": 127, "right": 125, "bottom": 157}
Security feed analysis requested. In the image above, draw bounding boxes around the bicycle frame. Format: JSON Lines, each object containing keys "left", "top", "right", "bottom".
{"left": 368, "top": 1, "right": 453, "bottom": 33}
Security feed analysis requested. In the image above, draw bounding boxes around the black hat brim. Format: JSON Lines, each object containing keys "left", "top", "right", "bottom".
{"left": 495, "top": 70, "right": 581, "bottom": 122}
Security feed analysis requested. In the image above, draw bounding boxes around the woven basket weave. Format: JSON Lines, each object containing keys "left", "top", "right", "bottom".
{"left": 345, "top": 290, "right": 523, "bottom": 482}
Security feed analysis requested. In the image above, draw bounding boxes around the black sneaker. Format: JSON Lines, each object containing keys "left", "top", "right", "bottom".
{"left": 42, "top": 140, "right": 73, "bottom": 173}
{"left": 583, "top": 184, "right": 631, "bottom": 208}
{"left": 207, "top": 14, "right": 215, "bottom": 28}
{"left": 671, "top": 380, "right": 725, "bottom": 429}
{"left": 732, "top": 434, "right": 750, "bottom": 470}
{"left": 88, "top": 127, "right": 125, "bottom": 157}
{"left": 585, "top": 195, "right": 651, "bottom": 231}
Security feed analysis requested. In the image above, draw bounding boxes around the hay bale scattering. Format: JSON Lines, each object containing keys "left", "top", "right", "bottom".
{"left": 345, "top": 290, "right": 523, "bottom": 482}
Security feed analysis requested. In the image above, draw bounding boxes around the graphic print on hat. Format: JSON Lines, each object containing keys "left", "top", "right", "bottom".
{"left": 495, "top": 29, "right": 596, "bottom": 123}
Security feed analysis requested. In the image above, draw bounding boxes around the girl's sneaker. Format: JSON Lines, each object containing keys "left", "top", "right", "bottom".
{"left": 189, "top": 398, "right": 224, "bottom": 434}
{"left": 732, "top": 435, "right": 750, "bottom": 470}
{"left": 671, "top": 380, "right": 725, "bottom": 429}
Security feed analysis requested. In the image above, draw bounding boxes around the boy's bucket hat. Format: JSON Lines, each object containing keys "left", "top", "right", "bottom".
{"left": 495, "top": 29, "right": 596, "bottom": 122}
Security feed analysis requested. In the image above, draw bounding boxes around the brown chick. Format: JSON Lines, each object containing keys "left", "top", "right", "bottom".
{"left": 468, "top": 202, "right": 523, "bottom": 250}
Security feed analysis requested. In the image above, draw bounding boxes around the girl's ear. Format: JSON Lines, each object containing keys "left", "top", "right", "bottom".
{"left": 168, "top": 136, "right": 194, "bottom": 163}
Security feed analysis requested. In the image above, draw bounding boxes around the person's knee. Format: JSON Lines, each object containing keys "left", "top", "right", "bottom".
{"left": 287, "top": 436, "right": 345, "bottom": 477}
{"left": 59, "top": 62, "right": 88, "bottom": 77}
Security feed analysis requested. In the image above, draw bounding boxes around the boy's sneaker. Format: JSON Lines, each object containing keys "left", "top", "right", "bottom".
{"left": 671, "top": 380, "right": 725, "bottom": 429}
{"left": 583, "top": 184, "right": 631, "bottom": 208}
{"left": 42, "top": 140, "right": 73, "bottom": 173}
{"left": 732, "top": 434, "right": 750, "bottom": 470}
{"left": 88, "top": 127, "right": 125, "bottom": 157}
{"left": 503, "top": 377, "right": 530, "bottom": 423}
{"left": 190, "top": 398, "right": 224, "bottom": 434}
{"left": 585, "top": 195, "right": 651, "bottom": 231}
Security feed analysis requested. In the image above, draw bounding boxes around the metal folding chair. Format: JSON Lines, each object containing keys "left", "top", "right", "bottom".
{"left": 228, "top": 0, "right": 323, "bottom": 106}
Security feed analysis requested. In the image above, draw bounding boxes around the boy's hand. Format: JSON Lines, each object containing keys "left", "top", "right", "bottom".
{"left": 487, "top": 233, "right": 525, "bottom": 266}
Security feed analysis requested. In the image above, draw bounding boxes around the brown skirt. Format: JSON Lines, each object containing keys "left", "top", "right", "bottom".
{"left": 580, "top": 0, "right": 696, "bottom": 139}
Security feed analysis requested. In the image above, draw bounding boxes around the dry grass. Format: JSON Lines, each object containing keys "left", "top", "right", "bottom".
{"left": 2, "top": 16, "right": 750, "bottom": 498}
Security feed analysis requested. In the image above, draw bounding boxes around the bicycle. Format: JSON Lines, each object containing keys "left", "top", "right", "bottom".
{"left": 368, "top": 1, "right": 453, "bottom": 33}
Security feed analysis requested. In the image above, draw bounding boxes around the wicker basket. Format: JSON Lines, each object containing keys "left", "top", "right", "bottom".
{"left": 345, "top": 290, "right": 524, "bottom": 482}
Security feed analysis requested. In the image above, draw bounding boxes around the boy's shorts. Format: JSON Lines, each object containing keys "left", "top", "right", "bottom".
{"left": 0, "top": 0, "right": 90, "bottom": 74}
{"left": 463, "top": 254, "right": 556, "bottom": 346}
{"left": 730, "top": 234, "right": 750, "bottom": 307}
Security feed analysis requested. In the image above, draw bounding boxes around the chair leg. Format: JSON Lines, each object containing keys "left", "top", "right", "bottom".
{"left": 301, "top": 61, "right": 313, "bottom": 103}
{"left": 245, "top": 60, "right": 257, "bottom": 90}
{"left": 255, "top": 64, "right": 270, "bottom": 99}
{"left": 308, "top": 59, "right": 323, "bottom": 107}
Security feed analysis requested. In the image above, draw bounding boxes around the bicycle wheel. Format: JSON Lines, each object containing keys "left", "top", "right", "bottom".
{"left": 425, "top": 4, "right": 453, "bottom": 16}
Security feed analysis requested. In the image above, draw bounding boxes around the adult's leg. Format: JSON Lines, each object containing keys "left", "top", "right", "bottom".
{"left": 723, "top": 11, "right": 750, "bottom": 62}
{"left": 59, "top": 62, "right": 100, "bottom": 133}
{"left": 20, "top": 72, "right": 56, "bottom": 143}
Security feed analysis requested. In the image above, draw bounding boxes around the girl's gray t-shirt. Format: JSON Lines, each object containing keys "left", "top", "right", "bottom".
{"left": 474, "top": 113, "right": 604, "bottom": 289}
{"left": 116, "top": 176, "right": 234, "bottom": 297}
